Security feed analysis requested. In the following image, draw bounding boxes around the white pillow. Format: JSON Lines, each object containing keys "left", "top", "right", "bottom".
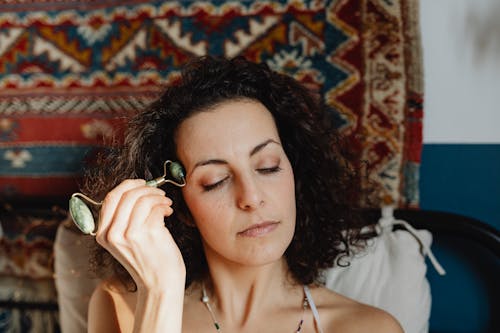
{"left": 323, "top": 207, "right": 445, "bottom": 333}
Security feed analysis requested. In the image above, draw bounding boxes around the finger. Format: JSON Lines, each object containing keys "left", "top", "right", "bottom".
{"left": 137, "top": 203, "right": 178, "bottom": 252}
{"left": 97, "top": 179, "right": 146, "bottom": 237}
{"left": 117, "top": 193, "right": 172, "bottom": 239}
{"left": 99, "top": 186, "right": 166, "bottom": 245}
{"left": 109, "top": 200, "right": 175, "bottom": 284}
{"left": 96, "top": 194, "right": 170, "bottom": 278}
{"left": 142, "top": 199, "right": 174, "bottom": 230}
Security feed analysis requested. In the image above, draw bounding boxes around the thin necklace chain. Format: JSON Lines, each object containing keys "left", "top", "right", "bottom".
{"left": 200, "top": 283, "right": 309, "bottom": 332}
{"left": 201, "top": 283, "right": 221, "bottom": 331}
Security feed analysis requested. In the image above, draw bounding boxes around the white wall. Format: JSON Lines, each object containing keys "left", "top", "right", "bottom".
{"left": 420, "top": 0, "right": 500, "bottom": 144}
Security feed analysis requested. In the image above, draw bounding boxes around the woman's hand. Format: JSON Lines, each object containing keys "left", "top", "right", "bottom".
{"left": 95, "top": 179, "right": 186, "bottom": 291}
{"left": 93, "top": 179, "right": 186, "bottom": 332}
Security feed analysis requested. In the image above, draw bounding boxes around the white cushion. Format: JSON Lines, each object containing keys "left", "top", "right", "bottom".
{"left": 323, "top": 208, "right": 440, "bottom": 333}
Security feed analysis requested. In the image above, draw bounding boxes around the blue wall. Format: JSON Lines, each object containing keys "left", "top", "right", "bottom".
{"left": 420, "top": 144, "right": 500, "bottom": 333}
{"left": 420, "top": 144, "right": 500, "bottom": 229}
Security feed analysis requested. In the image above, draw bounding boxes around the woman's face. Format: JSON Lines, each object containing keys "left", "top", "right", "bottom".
{"left": 176, "top": 99, "right": 296, "bottom": 267}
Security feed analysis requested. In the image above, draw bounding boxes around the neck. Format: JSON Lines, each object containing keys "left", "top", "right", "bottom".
{"left": 202, "top": 257, "right": 303, "bottom": 328}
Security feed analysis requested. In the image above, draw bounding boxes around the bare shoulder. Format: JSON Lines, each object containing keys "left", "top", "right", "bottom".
{"left": 88, "top": 278, "right": 135, "bottom": 333}
{"left": 309, "top": 286, "right": 404, "bottom": 333}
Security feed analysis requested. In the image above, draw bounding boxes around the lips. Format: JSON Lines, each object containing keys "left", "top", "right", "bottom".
{"left": 237, "top": 221, "right": 280, "bottom": 237}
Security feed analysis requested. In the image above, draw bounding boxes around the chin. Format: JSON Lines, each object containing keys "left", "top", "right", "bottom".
{"left": 233, "top": 233, "right": 293, "bottom": 267}
{"left": 241, "top": 251, "right": 285, "bottom": 267}
{"left": 204, "top": 224, "right": 295, "bottom": 267}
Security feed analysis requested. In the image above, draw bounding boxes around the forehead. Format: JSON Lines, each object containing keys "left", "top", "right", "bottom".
{"left": 175, "top": 99, "right": 280, "bottom": 161}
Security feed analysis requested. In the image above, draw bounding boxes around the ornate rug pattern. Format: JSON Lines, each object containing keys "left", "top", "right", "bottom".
{"left": 0, "top": 0, "right": 423, "bottom": 205}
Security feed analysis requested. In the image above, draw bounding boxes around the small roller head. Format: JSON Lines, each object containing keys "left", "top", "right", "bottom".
{"left": 169, "top": 161, "right": 186, "bottom": 183}
{"left": 69, "top": 196, "right": 96, "bottom": 234}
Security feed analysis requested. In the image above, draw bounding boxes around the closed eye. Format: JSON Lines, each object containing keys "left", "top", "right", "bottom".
{"left": 257, "top": 166, "right": 282, "bottom": 174}
{"left": 202, "top": 176, "right": 229, "bottom": 192}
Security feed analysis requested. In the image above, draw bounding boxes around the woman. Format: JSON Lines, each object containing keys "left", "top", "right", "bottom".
{"left": 86, "top": 56, "right": 403, "bottom": 332}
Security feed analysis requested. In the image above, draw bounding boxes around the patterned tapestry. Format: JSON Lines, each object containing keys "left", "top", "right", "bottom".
{"left": 0, "top": 0, "right": 423, "bottom": 331}
{"left": 0, "top": 205, "right": 61, "bottom": 333}
{"left": 0, "top": 0, "right": 423, "bottom": 207}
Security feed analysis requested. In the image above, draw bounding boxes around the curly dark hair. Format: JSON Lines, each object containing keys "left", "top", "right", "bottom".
{"left": 84, "top": 55, "right": 366, "bottom": 290}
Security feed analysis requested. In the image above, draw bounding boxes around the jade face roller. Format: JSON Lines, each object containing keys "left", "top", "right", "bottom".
{"left": 69, "top": 160, "right": 186, "bottom": 235}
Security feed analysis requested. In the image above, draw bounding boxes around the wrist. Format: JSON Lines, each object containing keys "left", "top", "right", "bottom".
{"left": 135, "top": 261, "right": 186, "bottom": 294}
{"left": 137, "top": 275, "right": 185, "bottom": 295}
{"left": 133, "top": 281, "right": 185, "bottom": 333}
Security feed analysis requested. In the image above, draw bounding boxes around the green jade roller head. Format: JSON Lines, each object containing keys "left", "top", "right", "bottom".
{"left": 69, "top": 160, "right": 186, "bottom": 235}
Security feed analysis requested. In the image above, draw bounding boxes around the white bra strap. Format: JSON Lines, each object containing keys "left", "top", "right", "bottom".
{"left": 304, "top": 285, "right": 325, "bottom": 333}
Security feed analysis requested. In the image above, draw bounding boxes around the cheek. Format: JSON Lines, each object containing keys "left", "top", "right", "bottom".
{"left": 183, "top": 189, "right": 231, "bottom": 233}
{"left": 281, "top": 168, "right": 297, "bottom": 225}
{"left": 286, "top": 178, "right": 297, "bottom": 220}
{"left": 281, "top": 165, "right": 296, "bottom": 205}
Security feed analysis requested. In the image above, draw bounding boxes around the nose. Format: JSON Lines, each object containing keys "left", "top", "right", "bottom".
{"left": 236, "top": 173, "right": 264, "bottom": 210}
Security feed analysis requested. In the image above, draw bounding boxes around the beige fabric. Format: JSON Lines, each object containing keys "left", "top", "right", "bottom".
{"left": 54, "top": 221, "right": 100, "bottom": 333}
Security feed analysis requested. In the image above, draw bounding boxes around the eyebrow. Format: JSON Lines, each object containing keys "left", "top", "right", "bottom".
{"left": 191, "top": 138, "right": 281, "bottom": 172}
